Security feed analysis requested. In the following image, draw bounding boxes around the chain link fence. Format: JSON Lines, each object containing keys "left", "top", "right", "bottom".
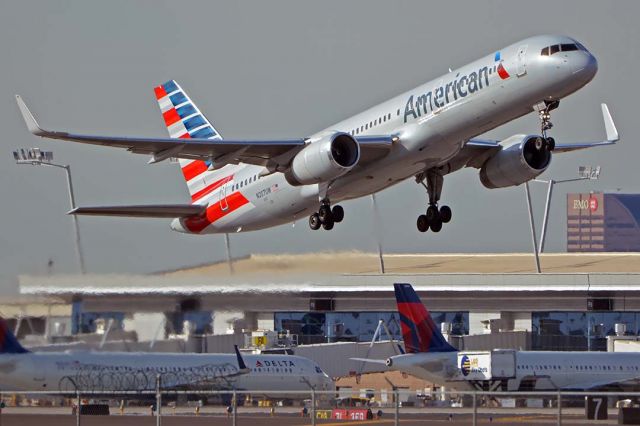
{"left": 2, "top": 388, "right": 640, "bottom": 425}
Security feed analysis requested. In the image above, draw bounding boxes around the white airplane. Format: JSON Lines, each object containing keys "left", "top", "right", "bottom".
{"left": 0, "top": 321, "right": 333, "bottom": 398}
{"left": 354, "top": 284, "right": 640, "bottom": 391}
{"left": 16, "top": 35, "right": 618, "bottom": 234}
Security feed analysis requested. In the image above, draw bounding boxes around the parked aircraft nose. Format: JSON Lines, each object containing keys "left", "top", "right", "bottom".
{"left": 322, "top": 375, "right": 336, "bottom": 392}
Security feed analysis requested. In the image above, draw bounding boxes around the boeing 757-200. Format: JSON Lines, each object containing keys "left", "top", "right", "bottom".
{"left": 16, "top": 35, "right": 618, "bottom": 234}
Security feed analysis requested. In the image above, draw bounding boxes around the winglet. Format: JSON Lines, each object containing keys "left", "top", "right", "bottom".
{"left": 601, "top": 103, "right": 619, "bottom": 142}
{"left": 234, "top": 345, "right": 248, "bottom": 371}
{"left": 15, "top": 95, "right": 46, "bottom": 136}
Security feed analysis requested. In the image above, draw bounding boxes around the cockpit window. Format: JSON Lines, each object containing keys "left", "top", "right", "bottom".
{"left": 560, "top": 43, "right": 578, "bottom": 52}
{"left": 575, "top": 41, "right": 588, "bottom": 51}
{"left": 542, "top": 43, "right": 581, "bottom": 57}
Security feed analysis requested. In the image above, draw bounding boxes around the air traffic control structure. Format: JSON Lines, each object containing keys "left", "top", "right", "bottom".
{"left": 10, "top": 252, "right": 640, "bottom": 378}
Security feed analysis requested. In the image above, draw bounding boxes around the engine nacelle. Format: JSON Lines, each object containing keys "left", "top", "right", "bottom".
{"left": 479, "top": 134, "right": 552, "bottom": 189}
{"left": 285, "top": 132, "right": 360, "bottom": 185}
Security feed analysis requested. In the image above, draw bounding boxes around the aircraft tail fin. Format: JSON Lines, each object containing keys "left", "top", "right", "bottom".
{"left": 0, "top": 318, "right": 29, "bottom": 354}
{"left": 153, "top": 80, "right": 226, "bottom": 202}
{"left": 393, "top": 283, "right": 456, "bottom": 354}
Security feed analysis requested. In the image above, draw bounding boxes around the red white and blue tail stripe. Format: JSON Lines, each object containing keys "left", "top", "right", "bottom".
{"left": 154, "top": 80, "right": 225, "bottom": 197}
{"left": 153, "top": 80, "right": 253, "bottom": 233}
{"left": 394, "top": 283, "right": 456, "bottom": 354}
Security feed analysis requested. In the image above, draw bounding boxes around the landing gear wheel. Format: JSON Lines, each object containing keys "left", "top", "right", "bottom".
{"left": 322, "top": 218, "right": 334, "bottom": 230}
{"left": 546, "top": 137, "right": 555, "bottom": 151}
{"left": 331, "top": 205, "right": 344, "bottom": 223}
{"left": 309, "top": 213, "right": 321, "bottom": 230}
{"left": 417, "top": 215, "right": 429, "bottom": 233}
{"left": 439, "top": 205, "right": 452, "bottom": 224}
{"left": 426, "top": 205, "right": 439, "bottom": 223}
{"left": 430, "top": 218, "right": 443, "bottom": 232}
{"left": 318, "top": 205, "right": 332, "bottom": 223}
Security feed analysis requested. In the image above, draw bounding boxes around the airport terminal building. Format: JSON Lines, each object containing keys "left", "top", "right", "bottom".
{"left": 11, "top": 253, "right": 640, "bottom": 370}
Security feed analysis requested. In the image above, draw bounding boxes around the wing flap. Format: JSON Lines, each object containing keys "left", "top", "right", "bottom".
{"left": 69, "top": 204, "right": 205, "bottom": 218}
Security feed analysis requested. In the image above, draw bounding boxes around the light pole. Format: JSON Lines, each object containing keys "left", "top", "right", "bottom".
{"left": 13, "top": 148, "right": 86, "bottom": 274}
{"left": 533, "top": 166, "right": 601, "bottom": 254}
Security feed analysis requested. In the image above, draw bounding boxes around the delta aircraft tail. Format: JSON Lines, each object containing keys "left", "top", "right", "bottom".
{"left": 0, "top": 318, "right": 29, "bottom": 354}
{"left": 394, "top": 283, "right": 456, "bottom": 353}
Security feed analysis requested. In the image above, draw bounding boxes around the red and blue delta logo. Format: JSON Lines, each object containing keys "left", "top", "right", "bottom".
{"left": 460, "top": 355, "right": 471, "bottom": 376}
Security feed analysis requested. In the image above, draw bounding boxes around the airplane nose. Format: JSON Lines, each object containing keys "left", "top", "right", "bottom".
{"left": 572, "top": 51, "right": 598, "bottom": 83}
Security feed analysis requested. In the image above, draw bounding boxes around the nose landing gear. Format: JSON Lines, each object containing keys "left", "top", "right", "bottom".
{"left": 309, "top": 201, "right": 344, "bottom": 231}
{"left": 415, "top": 169, "right": 452, "bottom": 233}
{"left": 534, "top": 100, "right": 559, "bottom": 150}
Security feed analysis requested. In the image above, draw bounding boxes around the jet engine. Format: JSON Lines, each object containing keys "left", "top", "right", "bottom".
{"left": 479, "top": 134, "right": 552, "bottom": 189}
{"left": 285, "top": 132, "right": 360, "bottom": 185}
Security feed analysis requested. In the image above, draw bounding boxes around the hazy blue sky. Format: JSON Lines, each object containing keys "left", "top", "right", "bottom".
{"left": 1, "top": 1, "right": 638, "bottom": 289}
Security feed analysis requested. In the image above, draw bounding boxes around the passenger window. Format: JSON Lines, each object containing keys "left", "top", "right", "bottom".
{"left": 550, "top": 45, "right": 560, "bottom": 55}
{"left": 541, "top": 46, "right": 549, "bottom": 56}
{"left": 560, "top": 43, "right": 578, "bottom": 52}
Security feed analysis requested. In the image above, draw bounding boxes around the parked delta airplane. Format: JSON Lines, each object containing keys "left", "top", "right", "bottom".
{"left": 354, "top": 284, "right": 640, "bottom": 391}
{"left": 16, "top": 35, "right": 618, "bottom": 234}
{"left": 0, "top": 321, "right": 333, "bottom": 396}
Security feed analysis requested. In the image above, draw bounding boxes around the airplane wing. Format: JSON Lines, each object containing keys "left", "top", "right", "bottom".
{"left": 16, "top": 95, "right": 393, "bottom": 169}
{"left": 461, "top": 103, "right": 618, "bottom": 168}
{"left": 350, "top": 357, "right": 388, "bottom": 365}
{"left": 69, "top": 204, "right": 205, "bottom": 218}
{"left": 164, "top": 345, "right": 251, "bottom": 390}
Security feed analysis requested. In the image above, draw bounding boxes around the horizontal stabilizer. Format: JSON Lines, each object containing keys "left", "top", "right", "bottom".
{"left": 349, "top": 357, "right": 387, "bottom": 365}
{"left": 69, "top": 204, "right": 205, "bottom": 218}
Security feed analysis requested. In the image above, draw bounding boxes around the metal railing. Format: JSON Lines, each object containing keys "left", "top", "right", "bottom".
{"left": 2, "top": 388, "right": 640, "bottom": 426}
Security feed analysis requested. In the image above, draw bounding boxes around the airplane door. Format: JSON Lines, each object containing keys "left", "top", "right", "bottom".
{"left": 219, "top": 180, "right": 229, "bottom": 211}
{"left": 516, "top": 45, "right": 527, "bottom": 77}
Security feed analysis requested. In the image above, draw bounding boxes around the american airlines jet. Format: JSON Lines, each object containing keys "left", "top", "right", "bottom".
{"left": 355, "top": 284, "right": 640, "bottom": 391}
{"left": 0, "top": 321, "right": 333, "bottom": 397}
{"left": 16, "top": 35, "right": 617, "bottom": 234}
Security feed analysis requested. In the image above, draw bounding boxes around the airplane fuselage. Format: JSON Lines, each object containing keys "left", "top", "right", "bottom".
{"left": 388, "top": 350, "right": 640, "bottom": 391}
{"left": 170, "top": 34, "right": 597, "bottom": 234}
{"left": 0, "top": 352, "right": 333, "bottom": 397}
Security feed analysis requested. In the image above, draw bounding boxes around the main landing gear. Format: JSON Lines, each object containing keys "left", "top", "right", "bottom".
{"left": 309, "top": 200, "right": 344, "bottom": 231}
{"left": 415, "top": 168, "right": 452, "bottom": 233}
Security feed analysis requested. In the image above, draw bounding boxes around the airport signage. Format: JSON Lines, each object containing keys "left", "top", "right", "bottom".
{"left": 567, "top": 193, "right": 604, "bottom": 215}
